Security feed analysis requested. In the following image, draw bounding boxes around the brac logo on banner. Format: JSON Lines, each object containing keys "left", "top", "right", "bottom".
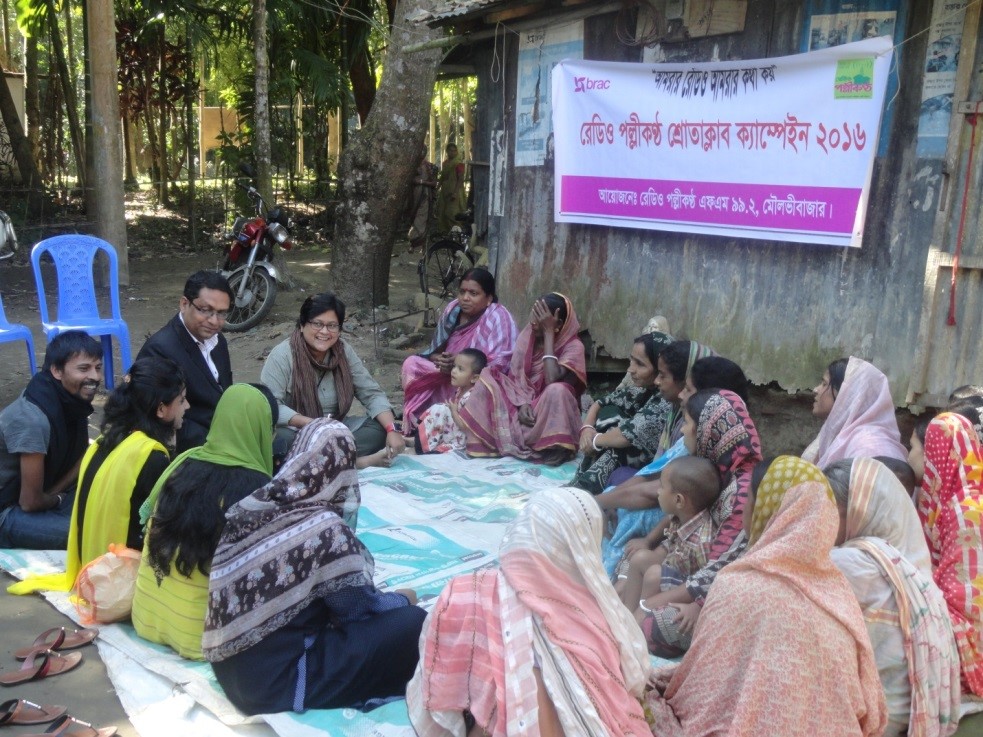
{"left": 552, "top": 37, "right": 893, "bottom": 248}
{"left": 573, "top": 76, "right": 611, "bottom": 92}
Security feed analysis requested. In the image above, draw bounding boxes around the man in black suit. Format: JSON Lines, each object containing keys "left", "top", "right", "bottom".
{"left": 137, "top": 271, "right": 234, "bottom": 451}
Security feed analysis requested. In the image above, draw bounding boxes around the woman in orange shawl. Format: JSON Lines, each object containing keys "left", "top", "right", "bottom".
{"left": 644, "top": 456, "right": 887, "bottom": 736}
{"left": 460, "top": 293, "right": 586, "bottom": 464}
{"left": 910, "top": 412, "right": 983, "bottom": 695}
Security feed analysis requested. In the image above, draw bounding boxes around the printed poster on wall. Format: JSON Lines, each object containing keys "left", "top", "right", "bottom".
{"left": 552, "top": 37, "right": 893, "bottom": 247}
{"left": 916, "top": 0, "right": 968, "bottom": 157}
{"left": 514, "top": 20, "right": 583, "bottom": 167}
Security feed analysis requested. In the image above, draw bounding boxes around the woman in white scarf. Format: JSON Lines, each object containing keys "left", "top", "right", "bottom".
{"left": 826, "top": 457, "right": 960, "bottom": 737}
{"left": 407, "top": 486, "right": 652, "bottom": 736}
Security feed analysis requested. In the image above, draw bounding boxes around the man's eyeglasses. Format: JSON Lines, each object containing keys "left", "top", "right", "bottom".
{"left": 190, "top": 301, "right": 229, "bottom": 321}
{"left": 307, "top": 320, "right": 341, "bottom": 333}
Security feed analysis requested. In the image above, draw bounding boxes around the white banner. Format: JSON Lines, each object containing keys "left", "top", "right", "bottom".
{"left": 552, "top": 37, "right": 894, "bottom": 247}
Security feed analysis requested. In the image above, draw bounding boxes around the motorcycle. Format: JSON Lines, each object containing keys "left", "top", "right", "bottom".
{"left": 219, "top": 163, "right": 293, "bottom": 332}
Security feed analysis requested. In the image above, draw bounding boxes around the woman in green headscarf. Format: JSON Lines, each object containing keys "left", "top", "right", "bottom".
{"left": 131, "top": 384, "right": 277, "bottom": 660}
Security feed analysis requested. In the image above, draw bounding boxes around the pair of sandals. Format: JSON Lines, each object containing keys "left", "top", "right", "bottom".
{"left": 0, "top": 700, "right": 115, "bottom": 735}
{"left": 0, "top": 628, "right": 98, "bottom": 687}
{"left": 0, "top": 628, "right": 114, "bottom": 735}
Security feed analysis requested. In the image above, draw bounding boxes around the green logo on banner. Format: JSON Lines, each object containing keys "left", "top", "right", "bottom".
{"left": 834, "top": 58, "right": 874, "bottom": 99}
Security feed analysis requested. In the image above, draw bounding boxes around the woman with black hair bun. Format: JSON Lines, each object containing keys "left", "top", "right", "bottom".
{"left": 9, "top": 357, "right": 188, "bottom": 595}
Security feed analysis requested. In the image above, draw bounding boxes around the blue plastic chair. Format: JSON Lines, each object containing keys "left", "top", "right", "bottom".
{"left": 31, "top": 235, "right": 132, "bottom": 390}
{"left": 0, "top": 292, "right": 36, "bottom": 375}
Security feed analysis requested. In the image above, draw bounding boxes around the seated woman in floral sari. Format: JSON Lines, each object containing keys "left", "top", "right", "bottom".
{"left": 574, "top": 334, "right": 709, "bottom": 494}
{"left": 401, "top": 268, "right": 517, "bottom": 435}
{"left": 459, "top": 293, "right": 586, "bottom": 465}
{"left": 825, "top": 457, "right": 960, "bottom": 737}
{"left": 643, "top": 456, "right": 887, "bottom": 736}
{"left": 909, "top": 412, "right": 983, "bottom": 696}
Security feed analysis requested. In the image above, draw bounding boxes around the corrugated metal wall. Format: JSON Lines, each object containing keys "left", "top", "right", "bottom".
{"left": 479, "top": 0, "right": 962, "bottom": 400}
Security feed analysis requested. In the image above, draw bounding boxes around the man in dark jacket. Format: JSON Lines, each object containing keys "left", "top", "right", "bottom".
{"left": 137, "top": 271, "right": 234, "bottom": 451}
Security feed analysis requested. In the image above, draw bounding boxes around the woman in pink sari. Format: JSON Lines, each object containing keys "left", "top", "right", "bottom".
{"left": 803, "top": 356, "right": 907, "bottom": 468}
{"left": 460, "top": 293, "right": 586, "bottom": 465}
{"left": 401, "top": 268, "right": 518, "bottom": 434}
{"left": 644, "top": 458, "right": 887, "bottom": 736}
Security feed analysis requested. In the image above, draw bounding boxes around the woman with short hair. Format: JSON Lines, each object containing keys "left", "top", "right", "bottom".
{"left": 261, "top": 291, "right": 404, "bottom": 468}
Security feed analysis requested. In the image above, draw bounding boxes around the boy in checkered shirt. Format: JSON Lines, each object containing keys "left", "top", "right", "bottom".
{"left": 618, "top": 456, "right": 720, "bottom": 615}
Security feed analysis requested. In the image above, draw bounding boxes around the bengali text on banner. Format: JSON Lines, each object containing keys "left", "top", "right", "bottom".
{"left": 551, "top": 37, "right": 893, "bottom": 247}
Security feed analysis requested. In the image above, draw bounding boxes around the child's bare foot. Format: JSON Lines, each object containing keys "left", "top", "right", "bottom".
{"left": 357, "top": 448, "right": 392, "bottom": 469}
{"left": 539, "top": 448, "right": 574, "bottom": 466}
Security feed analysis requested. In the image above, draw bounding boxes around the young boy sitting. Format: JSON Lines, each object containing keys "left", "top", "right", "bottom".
{"left": 416, "top": 348, "right": 487, "bottom": 453}
{"left": 617, "top": 456, "right": 720, "bottom": 619}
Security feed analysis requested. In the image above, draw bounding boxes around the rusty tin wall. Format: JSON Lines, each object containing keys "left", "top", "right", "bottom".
{"left": 481, "top": 1, "right": 947, "bottom": 399}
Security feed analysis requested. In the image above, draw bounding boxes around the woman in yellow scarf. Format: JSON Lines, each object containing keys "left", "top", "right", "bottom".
{"left": 9, "top": 358, "right": 188, "bottom": 595}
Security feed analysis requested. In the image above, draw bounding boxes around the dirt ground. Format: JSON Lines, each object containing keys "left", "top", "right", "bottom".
{"left": 0, "top": 192, "right": 840, "bottom": 456}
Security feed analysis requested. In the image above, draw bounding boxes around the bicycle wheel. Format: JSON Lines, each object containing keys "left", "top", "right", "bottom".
{"left": 420, "top": 239, "right": 475, "bottom": 297}
{"left": 225, "top": 266, "right": 278, "bottom": 332}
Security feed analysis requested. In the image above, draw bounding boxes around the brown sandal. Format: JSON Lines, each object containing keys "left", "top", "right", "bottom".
{"left": 17, "top": 715, "right": 117, "bottom": 736}
{"left": 0, "top": 649, "right": 82, "bottom": 686}
{"left": 14, "top": 627, "right": 98, "bottom": 661}
{"left": 0, "top": 698, "right": 67, "bottom": 725}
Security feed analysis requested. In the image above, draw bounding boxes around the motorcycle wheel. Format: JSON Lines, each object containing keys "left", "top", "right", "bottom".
{"left": 224, "top": 267, "right": 277, "bottom": 332}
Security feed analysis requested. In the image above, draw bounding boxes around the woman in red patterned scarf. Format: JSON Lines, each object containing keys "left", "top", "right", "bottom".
{"left": 639, "top": 389, "right": 762, "bottom": 657}
{"left": 909, "top": 412, "right": 983, "bottom": 696}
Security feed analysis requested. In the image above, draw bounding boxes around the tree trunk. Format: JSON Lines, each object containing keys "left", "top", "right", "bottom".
{"left": 46, "top": 0, "right": 84, "bottom": 188}
{"left": 86, "top": 0, "right": 127, "bottom": 284}
{"left": 1, "top": 0, "right": 10, "bottom": 68}
{"left": 349, "top": 48, "right": 375, "bottom": 124}
{"left": 252, "top": 0, "right": 272, "bottom": 201}
{"left": 122, "top": 116, "right": 137, "bottom": 185}
{"left": 331, "top": 0, "right": 442, "bottom": 307}
{"left": 25, "top": 33, "right": 40, "bottom": 172}
{"left": 0, "top": 73, "right": 45, "bottom": 212}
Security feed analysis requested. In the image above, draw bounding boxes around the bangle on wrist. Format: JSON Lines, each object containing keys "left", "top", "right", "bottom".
{"left": 542, "top": 354, "right": 557, "bottom": 361}
{"left": 639, "top": 599, "right": 653, "bottom": 614}
{"left": 385, "top": 422, "right": 397, "bottom": 434}
{"left": 54, "top": 493, "right": 64, "bottom": 509}
{"left": 592, "top": 433, "right": 603, "bottom": 452}
{"left": 579, "top": 424, "right": 595, "bottom": 434}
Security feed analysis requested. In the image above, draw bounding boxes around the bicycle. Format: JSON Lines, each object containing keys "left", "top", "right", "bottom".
{"left": 418, "top": 210, "right": 475, "bottom": 300}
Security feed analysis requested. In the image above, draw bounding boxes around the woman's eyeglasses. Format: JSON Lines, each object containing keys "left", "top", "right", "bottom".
{"left": 308, "top": 320, "right": 341, "bottom": 333}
